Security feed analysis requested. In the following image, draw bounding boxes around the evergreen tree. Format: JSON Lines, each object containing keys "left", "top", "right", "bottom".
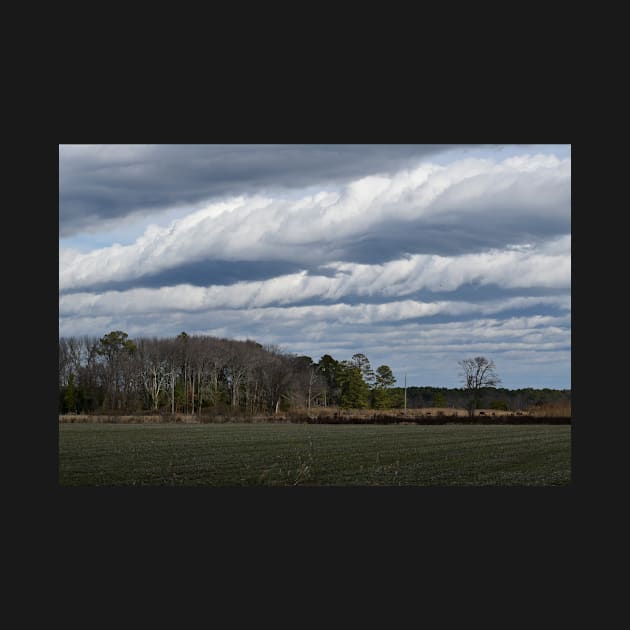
{"left": 351, "top": 353, "right": 375, "bottom": 389}
{"left": 433, "top": 391, "right": 447, "bottom": 407}
{"left": 338, "top": 362, "right": 370, "bottom": 408}
{"left": 64, "top": 372, "right": 76, "bottom": 413}
{"left": 373, "top": 365, "right": 396, "bottom": 409}
{"left": 318, "top": 354, "right": 342, "bottom": 406}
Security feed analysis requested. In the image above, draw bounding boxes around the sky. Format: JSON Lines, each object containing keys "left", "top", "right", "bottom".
{"left": 59, "top": 144, "right": 571, "bottom": 389}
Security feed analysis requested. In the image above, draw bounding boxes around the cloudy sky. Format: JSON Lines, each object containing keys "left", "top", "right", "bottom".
{"left": 59, "top": 144, "right": 571, "bottom": 389}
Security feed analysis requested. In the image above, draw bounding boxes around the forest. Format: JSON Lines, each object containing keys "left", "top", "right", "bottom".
{"left": 58, "top": 330, "right": 571, "bottom": 415}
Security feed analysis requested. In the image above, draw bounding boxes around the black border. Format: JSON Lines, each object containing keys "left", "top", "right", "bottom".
{"left": 43, "top": 95, "right": 588, "bottom": 579}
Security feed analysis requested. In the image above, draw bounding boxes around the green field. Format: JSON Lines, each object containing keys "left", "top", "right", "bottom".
{"left": 58, "top": 423, "right": 571, "bottom": 486}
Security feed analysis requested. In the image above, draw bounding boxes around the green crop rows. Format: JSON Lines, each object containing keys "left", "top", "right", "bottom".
{"left": 59, "top": 423, "right": 571, "bottom": 486}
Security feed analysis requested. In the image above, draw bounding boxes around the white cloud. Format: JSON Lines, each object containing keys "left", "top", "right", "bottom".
{"left": 59, "top": 308, "right": 570, "bottom": 387}
{"left": 58, "top": 147, "right": 571, "bottom": 389}
{"left": 326, "top": 235, "right": 570, "bottom": 295}
{"left": 59, "top": 154, "right": 570, "bottom": 291}
{"left": 60, "top": 290, "right": 570, "bottom": 322}
{"left": 59, "top": 235, "right": 570, "bottom": 318}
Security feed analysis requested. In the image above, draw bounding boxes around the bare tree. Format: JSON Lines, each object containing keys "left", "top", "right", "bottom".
{"left": 138, "top": 338, "right": 171, "bottom": 411}
{"left": 305, "top": 364, "right": 324, "bottom": 409}
{"left": 458, "top": 356, "right": 501, "bottom": 417}
{"left": 260, "top": 349, "right": 292, "bottom": 414}
{"left": 205, "top": 338, "right": 228, "bottom": 409}
{"left": 284, "top": 355, "right": 324, "bottom": 409}
{"left": 97, "top": 331, "right": 137, "bottom": 410}
{"left": 223, "top": 343, "right": 248, "bottom": 409}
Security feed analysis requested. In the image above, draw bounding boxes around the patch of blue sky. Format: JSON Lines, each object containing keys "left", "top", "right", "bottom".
{"left": 59, "top": 203, "right": 200, "bottom": 252}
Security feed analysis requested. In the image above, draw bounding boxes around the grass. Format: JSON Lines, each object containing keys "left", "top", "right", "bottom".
{"left": 58, "top": 423, "right": 571, "bottom": 487}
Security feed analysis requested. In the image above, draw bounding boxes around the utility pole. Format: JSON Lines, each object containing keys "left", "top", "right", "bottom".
{"left": 171, "top": 364, "right": 175, "bottom": 414}
{"left": 404, "top": 373, "right": 407, "bottom": 413}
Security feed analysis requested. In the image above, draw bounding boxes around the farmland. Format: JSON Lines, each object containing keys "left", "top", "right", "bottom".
{"left": 59, "top": 423, "right": 571, "bottom": 486}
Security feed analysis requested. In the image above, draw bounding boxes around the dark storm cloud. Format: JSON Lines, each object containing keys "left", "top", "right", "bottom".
{"left": 59, "top": 144, "right": 465, "bottom": 236}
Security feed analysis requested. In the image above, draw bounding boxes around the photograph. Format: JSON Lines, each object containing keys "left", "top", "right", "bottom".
{"left": 58, "top": 144, "right": 571, "bottom": 486}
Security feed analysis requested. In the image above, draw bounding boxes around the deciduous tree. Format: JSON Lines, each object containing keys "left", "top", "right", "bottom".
{"left": 458, "top": 356, "right": 501, "bottom": 417}
{"left": 97, "top": 330, "right": 137, "bottom": 410}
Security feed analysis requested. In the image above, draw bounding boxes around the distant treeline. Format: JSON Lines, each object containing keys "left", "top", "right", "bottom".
{"left": 389, "top": 386, "right": 570, "bottom": 413}
{"left": 59, "top": 331, "right": 570, "bottom": 415}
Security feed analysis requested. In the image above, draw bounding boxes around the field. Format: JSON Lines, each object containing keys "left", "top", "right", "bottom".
{"left": 59, "top": 423, "right": 571, "bottom": 486}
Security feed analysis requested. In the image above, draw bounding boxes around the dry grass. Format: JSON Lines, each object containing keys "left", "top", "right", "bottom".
{"left": 60, "top": 406, "right": 547, "bottom": 424}
{"left": 527, "top": 401, "right": 571, "bottom": 417}
{"left": 59, "top": 414, "right": 198, "bottom": 424}
{"left": 288, "top": 406, "right": 528, "bottom": 418}
{"left": 58, "top": 408, "right": 473, "bottom": 423}
{"left": 60, "top": 400, "right": 572, "bottom": 424}
{"left": 59, "top": 413, "right": 293, "bottom": 424}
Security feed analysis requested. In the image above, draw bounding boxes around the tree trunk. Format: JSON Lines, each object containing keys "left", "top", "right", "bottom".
{"left": 184, "top": 364, "right": 187, "bottom": 414}
{"left": 467, "top": 397, "right": 475, "bottom": 417}
{"left": 171, "top": 366, "right": 175, "bottom": 414}
{"left": 191, "top": 370, "right": 195, "bottom": 415}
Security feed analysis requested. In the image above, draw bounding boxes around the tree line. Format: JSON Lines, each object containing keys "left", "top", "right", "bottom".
{"left": 58, "top": 330, "right": 398, "bottom": 415}
{"left": 392, "top": 385, "right": 570, "bottom": 413}
{"left": 58, "top": 331, "right": 570, "bottom": 415}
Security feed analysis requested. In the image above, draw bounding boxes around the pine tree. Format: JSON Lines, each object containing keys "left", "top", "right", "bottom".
{"left": 373, "top": 365, "right": 396, "bottom": 409}
{"left": 64, "top": 372, "right": 76, "bottom": 413}
{"left": 338, "top": 362, "right": 370, "bottom": 408}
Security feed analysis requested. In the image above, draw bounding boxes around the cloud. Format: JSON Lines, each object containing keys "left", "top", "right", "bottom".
{"left": 59, "top": 144, "right": 460, "bottom": 237}
{"left": 59, "top": 308, "right": 570, "bottom": 389}
{"left": 59, "top": 154, "right": 570, "bottom": 292}
{"left": 59, "top": 235, "right": 570, "bottom": 315}
{"left": 59, "top": 286, "right": 570, "bottom": 321}
{"left": 58, "top": 145, "right": 571, "bottom": 389}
